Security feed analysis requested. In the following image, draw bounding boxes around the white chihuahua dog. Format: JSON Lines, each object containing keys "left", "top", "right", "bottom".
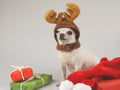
{"left": 55, "top": 27, "right": 99, "bottom": 82}
{"left": 44, "top": 3, "right": 99, "bottom": 86}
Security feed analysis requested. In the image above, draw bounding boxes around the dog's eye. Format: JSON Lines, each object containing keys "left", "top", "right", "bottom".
{"left": 68, "top": 31, "right": 72, "bottom": 35}
{"left": 55, "top": 30, "right": 59, "bottom": 33}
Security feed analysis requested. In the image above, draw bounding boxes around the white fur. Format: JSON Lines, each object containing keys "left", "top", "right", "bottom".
{"left": 59, "top": 80, "right": 92, "bottom": 90}
{"left": 56, "top": 28, "right": 99, "bottom": 81}
{"left": 59, "top": 80, "right": 73, "bottom": 90}
{"left": 73, "top": 83, "right": 92, "bottom": 90}
{"left": 56, "top": 28, "right": 76, "bottom": 45}
{"left": 58, "top": 46, "right": 99, "bottom": 80}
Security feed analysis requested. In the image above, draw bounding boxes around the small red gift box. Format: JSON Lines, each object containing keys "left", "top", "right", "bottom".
{"left": 93, "top": 79, "right": 120, "bottom": 90}
{"left": 10, "top": 66, "right": 33, "bottom": 82}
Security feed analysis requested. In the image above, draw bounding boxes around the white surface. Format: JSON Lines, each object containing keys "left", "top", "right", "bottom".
{"left": 0, "top": 0, "right": 120, "bottom": 90}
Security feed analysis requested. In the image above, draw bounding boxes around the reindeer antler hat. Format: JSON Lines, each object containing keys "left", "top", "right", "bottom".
{"left": 44, "top": 3, "right": 81, "bottom": 52}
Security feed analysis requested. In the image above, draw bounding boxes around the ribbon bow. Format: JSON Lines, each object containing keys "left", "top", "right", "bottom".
{"left": 11, "top": 65, "right": 25, "bottom": 80}
{"left": 11, "top": 65, "right": 45, "bottom": 90}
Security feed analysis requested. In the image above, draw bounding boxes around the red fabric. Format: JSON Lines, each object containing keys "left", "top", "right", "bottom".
{"left": 93, "top": 79, "right": 120, "bottom": 90}
{"left": 67, "top": 57, "right": 120, "bottom": 88}
{"left": 10, "top": 67, "right": 33, "bottom": 82}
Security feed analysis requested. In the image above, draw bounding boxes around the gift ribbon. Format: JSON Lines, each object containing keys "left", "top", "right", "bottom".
{"left": 11, "top": 65, "right": 25, "bottom": 80}
{"left": 11, "top": 65, "right": 45, "bottom": 90}
{"left": 20, "top": 73, "right": 45, "bottom": 90}
{"left": 34, "top": 73, "right": 45, "bottom": 86}
{"left": 20, "top": 76, "right": 34, "bottom": 90}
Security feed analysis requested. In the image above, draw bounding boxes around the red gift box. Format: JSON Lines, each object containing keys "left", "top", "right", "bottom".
{"left": 10, "top": 66, "right": 33, "bottom": 82}
{"left": 93, "top": 79, "right": 120, "bottom": 90}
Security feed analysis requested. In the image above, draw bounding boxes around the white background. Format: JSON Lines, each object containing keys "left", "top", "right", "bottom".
{"left": 0, "top": 0, "right": 120, "bottom": 90}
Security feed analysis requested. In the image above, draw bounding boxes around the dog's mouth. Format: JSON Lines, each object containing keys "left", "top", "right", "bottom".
{"left": 60, "top": 37, "right": 67, "bottom": 40}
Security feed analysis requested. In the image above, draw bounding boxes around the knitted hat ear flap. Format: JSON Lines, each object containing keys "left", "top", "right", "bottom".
{"left": 54, "top": 31, "right": 58, "bottom": 43}
{"left": 70, "top": 27, "right": 80, "bottom": 41}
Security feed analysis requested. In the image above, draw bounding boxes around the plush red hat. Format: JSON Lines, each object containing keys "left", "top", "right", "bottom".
{"left": 59, "top": 57, "right": 120, "bottom": 90}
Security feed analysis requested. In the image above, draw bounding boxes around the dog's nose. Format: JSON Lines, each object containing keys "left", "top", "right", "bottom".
{"left": 60, "top": 33, "right": 65, "bottom": 38}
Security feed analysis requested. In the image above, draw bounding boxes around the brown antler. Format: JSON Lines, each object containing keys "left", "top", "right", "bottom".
{"left": 64, "top": 3, "right": 80, "bottom": 22}
{"left": 44, "top": 9, "right": 63, "bottom": 24}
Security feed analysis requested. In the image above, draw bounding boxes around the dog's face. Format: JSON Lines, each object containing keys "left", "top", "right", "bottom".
{"left": 55, "top": 28, "right": 79, "bottom": 45}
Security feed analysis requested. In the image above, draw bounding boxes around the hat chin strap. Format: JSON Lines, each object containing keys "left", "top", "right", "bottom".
{"left": 56, "top": 41, "right": 80, "bottom": 52}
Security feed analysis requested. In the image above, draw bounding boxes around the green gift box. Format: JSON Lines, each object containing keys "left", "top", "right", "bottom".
{"left": 10, "top": 74, "right": 52, "bottom": 90}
